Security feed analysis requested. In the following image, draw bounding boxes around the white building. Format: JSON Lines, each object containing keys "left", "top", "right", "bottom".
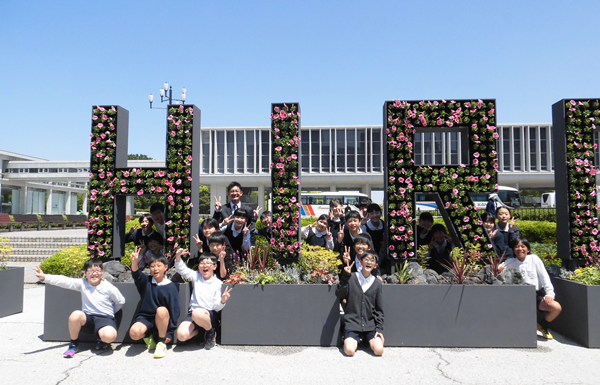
{"left": 3, "top": 123, "right": 597, "bottom": 215}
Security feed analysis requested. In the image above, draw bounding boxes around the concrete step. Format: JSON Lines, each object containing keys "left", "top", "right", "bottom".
{"left": 5, "top": 255, "right": 49, "bottom": 263}
{"left": 3, "top": 237, "right": 88, "bottom": 243}
{"left": 8, "top": 242, "right": 86, "bottom": 249}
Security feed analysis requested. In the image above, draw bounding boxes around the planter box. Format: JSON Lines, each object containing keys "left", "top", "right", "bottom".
{"left": 382, "top": 284, "right": 537, "bottom": 348}
{"left": 220, "top": 284, "right": 341, "bottom": 346}
{"left": 0, "top": 267, "right": 24, "bottom": 318}
{"left": 43, "top": 282, "right": 191, "bottom": 343}
{"left": 550, "top": 277, "right": 600, "bottom": 348}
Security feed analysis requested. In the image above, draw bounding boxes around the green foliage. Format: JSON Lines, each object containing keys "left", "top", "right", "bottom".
{"left": 298, "top": 244, "right": 342, "bottom": 277}
{"left": 518, "top": 220, "right": 556, "bottom": 243}
{"left": 128, "top": 154, "right": 153, "bottom": 160}
{"left": 530, "top": 243, "right": 561, "bottom": 268}
{"left": 569, "top": 266, "right": 600, "bottom": 285}
{"left": 416, "top": 244, "right": 430, "bottom": 269}
{"left": 301, "top": 217, "right": 318, "bottom": 227}
{"left": 199, "top": 185, "right": 210, "bottom": 214}
{"left": 0, "top": 237, "right": 13, "bottom": 269}
{"left": 512, "top": 208, "right": 556, "bottom": 222}
{"left": 39, "top": 245, "right": 90, "bottom": 277}
{"left": 394, "top": 260, "right": 412, "bottom": 283}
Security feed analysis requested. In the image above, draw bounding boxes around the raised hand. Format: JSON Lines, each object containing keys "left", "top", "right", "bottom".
{"left": 223, "top": 215, "right": 234, "bottom": 225}
{"left": 253, "top": 206, "right": 262, "bottom": 219}
{"left": 131, "top": 246, "right": 141, "bottom": 271}
{"left": 509, "top": 218, "right": 518, "bottom": 231}
{"left": 175, "top": 248, "right": 190, "bottom": 262}
{"left": 214, "top": 196, "right": 223, "bottom": 211}
{"left": 221, "top": 286, "right": 233, "bottom": 304}
{"left": 343, "top": 256, "right": 355, "bottom": 275}
{"left": 343, "top": 246, "right": 351, "bottom": 265}
{"left": 219, "top": 250, "right": 227, "bottom": 261}
{"left": 329, "top": 209, "right": 334, "bottom": 221}
{"left": 128, "top": 224, "right": 138, "bottom": 235}
{"left": 337, "top": 224, "right": 345, "bottom": 244}
{"left": 326, "top": 228, "right": 332, "bottom": 240}
{"left": 489, "top": 229, "right": 498, "bottom": 238}
{"left": 193, "top": 234, "right": 203, "bottom": 250}
{"left": 242, "top": 225, "right": 249, "bottom": 236}
{"left": 33, "top": 266, "right": 45, "bottom": 281}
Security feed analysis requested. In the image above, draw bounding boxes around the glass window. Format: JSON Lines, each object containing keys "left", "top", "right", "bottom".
{"left": 301, "top": 129, "right": 310, "bottom": 173}
{"left": 513, "top": 128, "right": 521, "bottom": 171}
{"left": 345, "top": 196, "right": 359, "bottom": 205}
{"left": 321, "top": 130, "right": 330, "bottom": 173}
{"left": 529, "top": 127, "right": 537, "bottom": 170}
{"left": 226, "top": 131, "right": 234, "bottom": 173}
{"left": 311, "top": 130, "right": 320, "bottom": 172}
{"left": 357, "top": 129, "right": 366, "bottom": 172}
{"left": 216, "top": 131, "right": 224, "bottom": 173}
{"left": 262, "top": 131, "right": 270, "bottom": 173}
{"left": 503, "top": 127, "right": 511, "bottom": 171}
{"left": 373, "top": 128, "right": 381, "bottom": 172}
{"left": 246, "top": 131, "right": 255, "bottom": 173}
{"left": 347, "top": 129, "right": 355, "bottom": 172}
{"left": 540, "top": 127, "right": 548, "bottom": 170}
{"left": 202, "top": 131, "right": 210, "bottom": 173}
{"left": 337, "top": 129, "right": 346, "bottom": 172}
{"left": 237, "top": 131, "right": 244, "bottom": 173}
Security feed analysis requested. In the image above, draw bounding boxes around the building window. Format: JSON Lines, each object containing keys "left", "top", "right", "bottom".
{"left": 321, "top": 130, "right": 330, "bottom": 173}
{"left": 301, "top": 129, "right": 309, "bottom": 173}
{"left": 226, "top": 131, "right": 234, "bottom": 173}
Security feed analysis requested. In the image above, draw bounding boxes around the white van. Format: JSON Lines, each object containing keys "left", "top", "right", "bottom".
{"left": 541, "top": 192, "right": 556, "bottom": 208}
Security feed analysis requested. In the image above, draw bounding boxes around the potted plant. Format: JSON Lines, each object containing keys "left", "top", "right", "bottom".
{"left": 220, "top": 244, "right": 342, "bottom": 346}
{"left": 0, "top": 237, "right": 24, "bottom": 318}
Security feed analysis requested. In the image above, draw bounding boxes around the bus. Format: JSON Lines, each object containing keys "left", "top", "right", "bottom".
{"left": 300, "top": 192, "right": 370, "bottom": 218}
{"left": 415, "top": 186, "right": 522, "bottom": 212}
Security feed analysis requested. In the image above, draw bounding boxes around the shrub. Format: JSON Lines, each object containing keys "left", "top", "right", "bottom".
{"left": 298, "top": 244, "right": 341, "bottom": 277}
{"left": 0, "top": 237, "right": 13, "bottom": 269}
{"left": 39, "top": 245, "right": 90, "bottom": 277}
{"left": 518, "top": 220, "right": 556, "bottom": 243}
{"left": 569, "top": 266, "right": 600, "bottom": 285}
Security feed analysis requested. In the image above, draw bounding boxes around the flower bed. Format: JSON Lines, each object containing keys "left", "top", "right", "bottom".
{"left": 43, "top": 282, "right": 191, "bottom": 343}
{"left": 0, "top": 267, "right": 24, "bottom": 318}
{"left": 549, "top": 277, "right": 600, "bottom": 348}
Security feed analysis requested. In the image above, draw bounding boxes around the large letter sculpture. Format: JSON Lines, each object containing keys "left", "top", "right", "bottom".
{"left": 88, "top": 105, "right": 200, "bottom": 260}
{"left": 552, "top": 99, "right": 599, "bottom": 269}
{"left": 384, "top": 99, "right": 498, "bottom": 260}
{"left": 270, "top": 103, "right": 302, "bottom": 259}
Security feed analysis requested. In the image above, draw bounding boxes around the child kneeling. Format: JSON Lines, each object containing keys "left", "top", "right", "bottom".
{"left": 174, "top": 250, "right": 233, "bottom": 350}
{"left": 33, "top": 259, "right": 125, "bottom": 357}
{"left": 129, "top": 247, "right": 180, "bottom": 358}
{"left": 336, "top": 250, "right": 384, "bottom": 356}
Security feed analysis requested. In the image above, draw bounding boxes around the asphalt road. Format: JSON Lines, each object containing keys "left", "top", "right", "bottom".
{"left": 2, "top": 284, "right": 600, "bottom": 385}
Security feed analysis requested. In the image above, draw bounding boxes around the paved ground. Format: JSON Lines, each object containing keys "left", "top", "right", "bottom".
{"left": 0, "top": 228, "right": 88, "bottom": 238}
{"left": 2, "top": 285, "right": 600, "bottom": 385}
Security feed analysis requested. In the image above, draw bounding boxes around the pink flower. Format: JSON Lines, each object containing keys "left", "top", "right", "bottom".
{"left": 453, "top": 189, "right": 459, "bottom": 195}
{"left": 275, "top": 146, "right": 282, "bottom": 152}
{"left": 137, "top": 190, "right": 143, "bottom": 195}
{"left": 157, "top": 187, "right": 162, "bottom": 193}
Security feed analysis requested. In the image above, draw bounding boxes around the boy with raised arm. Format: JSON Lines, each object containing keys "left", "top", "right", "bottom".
{"left": 129, "top": 247, "right": 180, "bottom": 359}
{"left": 336, "top": 250, "right": 384, "bottom": 357}
{"left": 174, "top": 249, "right": 232, "bottom": 350}
{"left": 33, "top": 259, "right": 125, "bottom": 357}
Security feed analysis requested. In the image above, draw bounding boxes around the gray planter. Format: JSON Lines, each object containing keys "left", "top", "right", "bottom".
{"left": 550, "top": 277, "right": 600, "bottom": 348}
{"left": 220, "top": 284, "right": 341, "bottom": 346}
{"left": 0, "top": 267, "right": 24, "bottom": 318}
{"left": 382, "top": 284, "right": 537, "bottom": 348}
{"left": 43, "top": 282, "right": 191, "bottom": 343}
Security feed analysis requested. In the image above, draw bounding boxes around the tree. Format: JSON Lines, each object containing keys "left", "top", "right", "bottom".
{"left": 128, "top": 154, "right": 153, "bottom": 160}
{"left": 199, "top": 185, "right": 210, "bottom": 214}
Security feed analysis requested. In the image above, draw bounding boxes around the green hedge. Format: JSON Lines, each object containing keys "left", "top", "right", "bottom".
{"left": 39, "top": 245, "right": 89, "bottom": 277}
{"left": 517, "top": 220, "right": 556, "bottom": 243}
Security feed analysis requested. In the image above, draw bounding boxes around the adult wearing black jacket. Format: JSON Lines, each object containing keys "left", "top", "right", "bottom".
{"left": 212, "top": 182, "right": 257, "bottom": 243}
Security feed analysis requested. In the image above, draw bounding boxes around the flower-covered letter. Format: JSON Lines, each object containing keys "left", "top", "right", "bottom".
{"left": 270, "top": 103, "right": 301, "bottom": 259}
{"left": 88, "top": 105, "right": 200, "bottom": 260}
{"left": 384, "top": 99, "right": 498, "bottom": 260}
{"left": 552, "top": 99, "right": 599, "bottom": 267}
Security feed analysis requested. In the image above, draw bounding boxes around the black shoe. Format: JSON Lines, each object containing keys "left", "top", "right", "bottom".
{"left": 204, "top": 329, "right": 216, "bottom": 350}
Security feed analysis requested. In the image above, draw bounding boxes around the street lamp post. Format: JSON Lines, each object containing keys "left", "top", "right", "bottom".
{"left": 149, "top": 82, "right": 186, "bottom": 109}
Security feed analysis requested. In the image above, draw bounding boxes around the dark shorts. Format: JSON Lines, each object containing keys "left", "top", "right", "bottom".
{"left": 184, "top": 309, "right": 217, "bottom": 331}
{"left": 345, "top": 330, "right": 378, "bottom": 343}
{"left": 133, "top": 315, "right": 156, "bottom": 333}
{"left": 536, "top": 289, "right": 547, "bottom": 310}
{"left": 82, "top": 314, "right": 117, "bottom": 336}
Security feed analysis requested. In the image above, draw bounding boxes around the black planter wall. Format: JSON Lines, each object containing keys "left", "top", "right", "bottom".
{"left": 0, "top": 267, "right": 24, "bottom": 318}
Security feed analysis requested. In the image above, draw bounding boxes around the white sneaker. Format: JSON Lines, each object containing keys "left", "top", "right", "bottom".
{"left": 154, "top": 341, "right": 167, "bottom": 358}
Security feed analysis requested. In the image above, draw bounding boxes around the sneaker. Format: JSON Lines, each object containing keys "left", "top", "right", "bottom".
{"left": 63, "top": 343, "right": 78, "bottom": 358}
{"left": 154, "top": 341, "right": 167, "bottom": 358}
{"left": 143, "top": 335, "right": 157, "bottom": 350}
{"left": 95, "top": 338, "right": 110, "bottom": 350}
{"left": 537, "top": 323, "right": 554, "bottom": 340}
{"left": 204, "top": 329, "right": 216, "bottom": 350}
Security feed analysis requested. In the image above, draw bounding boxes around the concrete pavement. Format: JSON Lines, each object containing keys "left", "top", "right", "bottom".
{"left": 2, "top": 284, "right": 600, "bottom": 385}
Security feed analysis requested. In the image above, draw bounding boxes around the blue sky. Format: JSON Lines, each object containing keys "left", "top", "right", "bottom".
{"left": 2, "top": 0, "right": 600, "bottom": 162}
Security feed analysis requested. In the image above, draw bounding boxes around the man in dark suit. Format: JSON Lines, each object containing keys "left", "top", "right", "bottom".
{"left": 212, "top": 181, "right": 257, "bottom": 243}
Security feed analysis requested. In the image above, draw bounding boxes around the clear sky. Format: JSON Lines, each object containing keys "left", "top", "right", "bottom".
{"left": 2, "top": 0, "right": 600, "bottom": 162}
